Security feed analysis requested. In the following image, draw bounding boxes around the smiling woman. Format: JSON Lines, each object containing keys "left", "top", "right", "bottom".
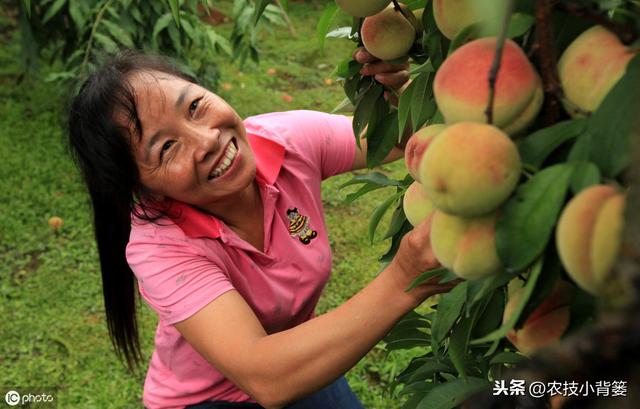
{"left": 67, "top": 51, "right": 457, "bottom": 409}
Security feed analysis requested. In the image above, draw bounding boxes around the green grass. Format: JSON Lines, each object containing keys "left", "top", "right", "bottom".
{"left": 0, "top": 2, "right": 423, "bottom": 408}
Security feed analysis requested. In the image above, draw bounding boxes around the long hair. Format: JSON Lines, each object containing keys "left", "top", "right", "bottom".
{"left": 67, "top": 52, "right": 197, "bottom": 371}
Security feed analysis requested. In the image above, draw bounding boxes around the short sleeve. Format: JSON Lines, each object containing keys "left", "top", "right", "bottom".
{"left": 245, "top": 110, "right": 357, "bottom": 180}
{"left": 126, "top": 235, "right": 235, "bottom": 325}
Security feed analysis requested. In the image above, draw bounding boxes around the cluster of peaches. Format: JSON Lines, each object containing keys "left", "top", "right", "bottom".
{"left": 336, "top": 0, "right": 634, "bottom": 355}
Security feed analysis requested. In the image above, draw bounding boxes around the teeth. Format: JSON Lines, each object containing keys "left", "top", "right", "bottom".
{"left": 209, "top": 141, "right": 238, "bottom": 179}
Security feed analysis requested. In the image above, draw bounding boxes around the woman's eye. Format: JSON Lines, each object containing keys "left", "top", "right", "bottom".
{"left": 189, "top": 99, "right": 200, "bottom": 116}
{"left": 160, "top": 141, "right": 174, "bottom": 160}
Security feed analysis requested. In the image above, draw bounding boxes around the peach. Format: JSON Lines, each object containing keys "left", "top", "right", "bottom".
{"left": 402, "top": 181, "right": 435, "bottom": 227}
{"left": 434, "top": 37, "right": 543, "bottom": 135}
{"left": 556, "top": 185, "right": 626, "bottom": 295}
{"left": 48, "top": 216, "right": 64, "bottom": 230}
{"left": 504, "top": 280, "right": 573, "bottom": 356}
{"left": 433, "top": 0, "right": 504, "bottom": 39}
{"left": 404, "top": 124, "right": 446, "bottom": 182}
{"left": 558, "top": 25, "right": 635, "bottom": 117}
{"left": 335, "top": 0, "right": 390, "bottom": 18}
{"left": 430, "top": 210, "right": 501, "bottom": 279}
{"left": 418, "top": 122, "right": 521, "bottom": 217}
{"left": 361, "top": 4, "right": 416, "bottom": 61}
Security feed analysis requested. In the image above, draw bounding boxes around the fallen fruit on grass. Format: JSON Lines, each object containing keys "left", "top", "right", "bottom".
{"left": 48, "top": 216, "right": 64, "bottom": 230}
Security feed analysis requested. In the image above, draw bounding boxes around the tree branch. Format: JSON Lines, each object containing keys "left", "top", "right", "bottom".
{"left": 485, "top": 0, "right": 515, "bottom": 125}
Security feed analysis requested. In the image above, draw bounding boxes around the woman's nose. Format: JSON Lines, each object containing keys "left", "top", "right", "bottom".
{"left": 192, "top": 128, "right": 221, "bottom": 163}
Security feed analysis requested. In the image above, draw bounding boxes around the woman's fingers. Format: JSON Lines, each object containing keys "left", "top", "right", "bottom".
{"left": 353, "top": 47, "right": 410, "bottom": 91}
{"left": 375, "top": 70, "right": 410, "bottom": 91}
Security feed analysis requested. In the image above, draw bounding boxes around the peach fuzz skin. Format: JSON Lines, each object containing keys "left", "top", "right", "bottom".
{"left": 361, "top": 4, "right": 416, "bottom": 61}
{"left": 404, "top": 124, "right": 447, "bottom": 183}
{"left": 434, "top": 37, "right": 543, "bottom": 135}
{"left": 558, "top": 25, "right": 635, "bottom": 117}
{"left": 402, "top": 181, "right": 435, "bottom": 227}
{"left": 418, "top": 122, "right": 521, "bottom": 217}
{"left": 430, "top": 210, "right": 501, "bottom": 280}
{"left": 556, "top": 185, "right": 626, "bottom": 296}
{"left": 504, "top": 280, "right": 573, "bottom": 356}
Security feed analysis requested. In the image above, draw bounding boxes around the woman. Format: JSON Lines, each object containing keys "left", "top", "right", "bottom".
{"left": 67, "top": 50, "right": 457, "bottom": 409}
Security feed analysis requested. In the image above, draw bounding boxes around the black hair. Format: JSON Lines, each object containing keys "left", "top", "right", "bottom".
{"left": 67, "top": 52, "right": 197, "bottom": 371}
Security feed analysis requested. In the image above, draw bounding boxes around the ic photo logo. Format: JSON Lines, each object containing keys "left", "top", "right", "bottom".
{"left": 4, "top": 391, "right": 20, "bottom": 406}
{"left": 3, "top": 388, "right": 56, "bottom": 407}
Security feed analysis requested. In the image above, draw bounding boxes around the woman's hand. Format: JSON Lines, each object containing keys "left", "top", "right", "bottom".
{"left": 390, "top": 215, "right": 462, "bottom": 300}
{"left": 353, "top": 47, "right": 410, "bottom": 92}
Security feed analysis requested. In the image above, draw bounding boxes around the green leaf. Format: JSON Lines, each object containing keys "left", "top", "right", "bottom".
{"left": 167, "top": 0, "right": 181, "bottom": 27}
{"left": 517, "top": 119, "right": 587, "bottom": 168}
{"left": 68, "top": 0, "right": 86, "bottom": 31}
{"left": 42, "top": 0, "right": 67, "bottom": 24}
{"left": 397, "top": 76, "right": 416, "bottom": 138}
{"left": 496, "top": 164, "right": 573, "bottom": 272}
{"left": 333, "top": 59, "right": 362, "bottom": 79}
{"left": 368, "top": 192, "right": 403, "bottom": 243}
{"left": 471, "top": 258, "right": 542, "bottom": 344}
{"left": 570, "top": 161, "right": 601, "bottom": 194}
{"left": 405, "top": 268, "right": 449, "bottom": 292}
{"left": 416, "top": 377, "right": 489, "bottom": 409}
{"left": 471, "top": 290, "right": 505, "bottom": 339}
{"left": 384, "top": 204, "right": 408, "bottom": 239}
{"left": 448, "top": 314, "right": 474, "bottom": 379}
{"left": 410, "top": 72, "right": 435, "bottom": 132}
{"left": 431, "top": 282, "right": 468, "bottom": 345}
{"left": 340, "top": 172, "right": 403, "bottom": 189}
{"left": 253, "top": 0, "right": 271, "bottom": 26}
{"left": 489, "top": 351, "right": 526, "bottom": 366}
{"left": 366, "top": 112, "right": 398, "bottom": 167}
{"left": 93, "top": 32, "right": 119, "bottom": 53}
{"left": 102, "top": 19, "right": 135, "bottom": 49}
{"left": 352, "top": 84, "right": 383, "bottom": 143}
{"left": 22, "top": 0, "right": 31, "bottom": 19}
{"left": 587, "top": 54, "right": 640, "bottom": 177}
{"left": 316, "top": 2, "right": 339, "bottom": 51}
{"left": 406, "top": 360, "right": 456, "bottom": 384}
{"left": 153, "top": 13, "right": 174, "bottom": 40}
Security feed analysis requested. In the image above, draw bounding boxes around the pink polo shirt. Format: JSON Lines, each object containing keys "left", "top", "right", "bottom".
{"left": 126, "top": 110, "right": 356, "bottom": 409}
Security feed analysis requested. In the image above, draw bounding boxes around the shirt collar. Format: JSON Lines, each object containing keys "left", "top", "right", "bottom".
{"left": 166, "top": 132, "right": 285, "bottom": 238}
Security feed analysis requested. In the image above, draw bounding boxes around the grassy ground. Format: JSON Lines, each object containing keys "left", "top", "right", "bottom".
{"left": 0, "top": 2, "right": 422, "bottom": 408}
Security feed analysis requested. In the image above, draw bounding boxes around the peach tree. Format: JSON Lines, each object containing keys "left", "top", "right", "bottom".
{"left": 320, "top": 0, "right": 639, "bottom": 407}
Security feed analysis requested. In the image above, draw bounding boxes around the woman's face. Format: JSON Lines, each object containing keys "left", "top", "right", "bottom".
{"left": 124, "top": 71, "right": 256, "bottom": 209}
